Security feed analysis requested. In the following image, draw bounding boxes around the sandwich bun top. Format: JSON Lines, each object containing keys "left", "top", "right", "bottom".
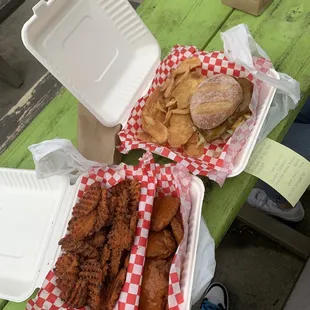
{"left": 190, "top": 74, "right": 243, "bottom": 130}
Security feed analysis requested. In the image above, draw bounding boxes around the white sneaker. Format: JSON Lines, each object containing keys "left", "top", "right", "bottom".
{"left": 247, "top": 188, "right": 305, "bottom": 222}
{"left": 201, "top": 282, "right": 229, "bottom": 310}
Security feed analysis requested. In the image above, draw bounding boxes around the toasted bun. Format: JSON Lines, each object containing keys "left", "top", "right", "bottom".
{"left": 190, "top": 74, "right": 243, "bottom": 130}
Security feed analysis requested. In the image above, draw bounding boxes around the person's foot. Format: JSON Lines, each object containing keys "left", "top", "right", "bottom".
{"left": 247, "top": 188, "right": 305, "bottom": 222}
{"left": 200, "top": 282, "right": 229, "bottom": 310}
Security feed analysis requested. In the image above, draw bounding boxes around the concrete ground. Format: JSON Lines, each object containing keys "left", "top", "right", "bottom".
{"left": 1, "top": 1, "right": 309, "bottom": 310}
{"left": 0, "top": 0, "right": 62, "bottom": 153}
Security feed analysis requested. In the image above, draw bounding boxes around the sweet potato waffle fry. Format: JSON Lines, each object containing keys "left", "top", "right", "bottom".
{"left": 54, "top": 179, "right": 141, "bottom": 310}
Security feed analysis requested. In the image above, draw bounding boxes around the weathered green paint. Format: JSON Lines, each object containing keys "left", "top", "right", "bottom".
{"left": 0, "top": 89, "right": 78, "bottom": 169}
{"left": 137, "top": 0, "right": 233, "bottom": 57}
{"left": 2, "top": 291, "right": 37, "bottom": 310}
{"left": 2, "top": 0, "right": 310, "bottom": 308}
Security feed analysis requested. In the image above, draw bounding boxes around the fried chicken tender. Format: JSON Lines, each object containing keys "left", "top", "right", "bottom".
{"left": 106, "top": 268, "right": 127, "bottom": 310}
{"left": 94, "top": 188, "right": 109, "bottom": 232}
{"left": 72, "top": 181, "right": 101, "bottom": 217}
{"left": 139, "top": 259, "right": 171, "bottom": 310}
{"left": 54, "top": 253, "right": 79, "bottom": 279}
{"left": 59, "top": 237, "right": 99, "bottom": 259}
{"left": 68, "top": 209, "right": 97, "bottom": 240}
{"left": 151, "top": 196, "right": 180, "bottom": 231}
{"left": 146, "top": 230, "right": 177, "bottom": 259}
{"left": 170, "top": 213, "right": 184, "bottom": 244}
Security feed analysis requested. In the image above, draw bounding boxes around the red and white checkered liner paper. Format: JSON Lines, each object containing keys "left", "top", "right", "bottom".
{"left": 153, "top": 161, "right": 192, "bottom": 310}
{"left": 118, "top": 45, "right": 273, "bottom": 185}
{"left": 27, "top": 152, "right": 193, "bottom": 310}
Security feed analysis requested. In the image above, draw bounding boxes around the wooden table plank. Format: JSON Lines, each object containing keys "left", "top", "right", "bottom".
{"left": 0, "top": 89, "right": 78, "bottom": 169}
{"left": 2, "top": 292, "right": 37, "bottom": 310}
{"left": 0, "top": 1, "right": 232, "bottom": 308}
{"left": 137, "top": 0, "right": 232, "bottom": 56}
{"left": 201, "top": 0, "right": 310, "bottom": 244}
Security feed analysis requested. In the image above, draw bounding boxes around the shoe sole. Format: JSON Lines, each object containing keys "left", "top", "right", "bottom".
{"left": 205, "top": 282, "right": 230, "bottom": 310}
{"left": 264, "top": 207, "right": 305, "bottom": 222}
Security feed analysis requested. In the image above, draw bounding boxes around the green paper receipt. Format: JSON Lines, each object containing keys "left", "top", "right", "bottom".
{"left": 245, "top": 138, "right": 310, "bottom": 206}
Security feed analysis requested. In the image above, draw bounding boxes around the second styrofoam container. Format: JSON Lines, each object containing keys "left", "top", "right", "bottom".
{"left": 0, "top": 167, "right": 204, "bottom": 310}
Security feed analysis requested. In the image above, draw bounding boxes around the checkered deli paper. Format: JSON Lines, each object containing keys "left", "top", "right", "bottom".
{"left": 27, "top": 152, "right": 192, "bottom": 310}
{"left": 118, "top": 45, "right": 273, "bottom": 185}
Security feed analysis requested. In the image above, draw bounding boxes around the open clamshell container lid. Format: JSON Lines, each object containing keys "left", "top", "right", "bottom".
{"left": 0, "top": 169, "right": 79, "bottom": 301}
{"left": 21, "top": 0, "right": 161, "bottom": 127}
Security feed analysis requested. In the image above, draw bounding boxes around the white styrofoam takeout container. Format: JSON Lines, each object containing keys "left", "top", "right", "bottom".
{"left": 21, "top": 0, "right": 278, "bottom": 178}
{"left": 0, "top": 167, "right": 204, "bottom": 309}
{"left": 229, "top": 69, "right": 278, "bottom": 177}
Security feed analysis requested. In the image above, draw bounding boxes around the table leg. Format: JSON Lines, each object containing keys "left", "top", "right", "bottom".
{"left": 0, "top": 55, "right": 23, "bottom": 88}
{"left": 237, "top": 204, "right": 310, "bottom": 260}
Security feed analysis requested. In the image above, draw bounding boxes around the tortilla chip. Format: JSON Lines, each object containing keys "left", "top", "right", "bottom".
{"left": 166, "top": 98, "right": 177, "bottom": 109}
{"left": 172, "top": 57, "right": 201, "bottom": 78}
{"left": 171, "top": 108, "right": 190, "bottom": 115}
{"left": 137, "top": 132, "right": 154, "bottom": 143}
{"left": 155, "top": 111, "right": 166, "bottom": 123}
{"left": 168, "top": 114, "right": 196, "bottom": 148}
{"left": 143, "top": 116, "right": 168, "bottom": 144}
{"left": 144, "top": 88, "right": 162, "bottom": 113}
{"left": 191, "top": 71, "right": 205, "bottom": 84}
{"left": 144, "top": 115, "right": 156, "bottom": 126}
{"left": 184, "top": 140, "right": 204, "bottom": 158}
{"left": 172, "top": 75, "right": 201, "bottom": 109}
{"left": 163, "top": 110, "right": 172, "bottom": 126}
{"left": 156, "top": 100, "right": 166, "bottom": 113}
{"left": 163, "top": 77, "right": 174, "bottom": 98}
{"left": 174, "top": 70, "right": 190, "bottom": 88}
{"left": 183, "top": 132, "right": 204, "bottom": 158}
{"left": 140, "top": 57, "right": 206, "bottom": 153}
{"left": 146, "top": 123, "right": 168, "bottom": 144}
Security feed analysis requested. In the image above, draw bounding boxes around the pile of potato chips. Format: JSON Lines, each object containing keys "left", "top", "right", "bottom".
{"left": 138, "top": 57, "right": 206, "bottom": 158}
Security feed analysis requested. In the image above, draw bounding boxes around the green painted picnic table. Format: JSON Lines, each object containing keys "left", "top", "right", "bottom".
{"left": 1, "top": 0, "right": 310, "bottom": 308}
